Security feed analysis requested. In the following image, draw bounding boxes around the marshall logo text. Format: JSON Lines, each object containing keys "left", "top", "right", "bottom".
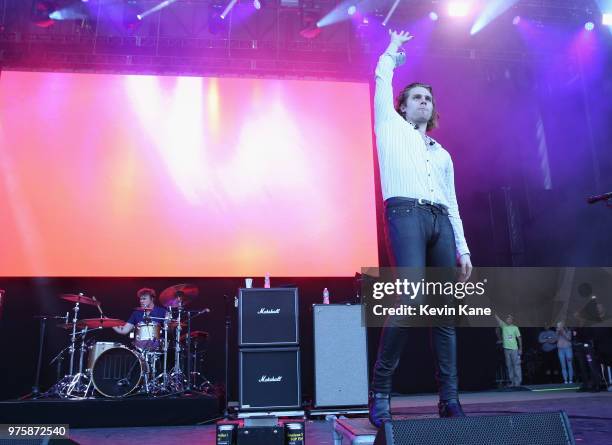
{"left": 257, "top": 308, "right": 281, "bottom": 315}
{"left": 258, "top": 375, "right": 283, "bottom": 383}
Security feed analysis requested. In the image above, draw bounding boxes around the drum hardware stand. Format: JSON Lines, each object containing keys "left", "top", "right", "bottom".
{"left": 188, "top": 336, "right": 212, "bottom": 392}
{"left": 21, "top": 315, "right": 65, "bottom": 399}
{"left": 47, "top": 325, "right": 102, "bottom": 399}
{"left": 151, "top": 311, "right": 172, "bottom": 394}
{"left": 183, "top": 308, "right": 212, "bottom": 394}
{"left": 69, "top": 302, "right": 80, "bottom": 376}
{"left": 169, "top": 302, "right": 186, "bottom": 392}
{"left": 47, "top": 301, "right": 83, "bottom": 398}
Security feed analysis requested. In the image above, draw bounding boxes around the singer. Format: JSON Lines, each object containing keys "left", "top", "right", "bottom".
{"left": 113, "top": 288, "right": 168, "bottom": 349}
{"left": 369, "top": 30, "right": 473, "bottom": 427}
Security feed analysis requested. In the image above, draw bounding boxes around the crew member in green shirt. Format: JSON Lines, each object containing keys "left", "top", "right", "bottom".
{"left": 496, "top": 314, "right": 522, "bottom": 387}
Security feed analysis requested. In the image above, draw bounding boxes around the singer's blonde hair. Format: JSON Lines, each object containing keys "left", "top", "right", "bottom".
{"left": 395, "top": 82, "right": 439, "bottom": 132}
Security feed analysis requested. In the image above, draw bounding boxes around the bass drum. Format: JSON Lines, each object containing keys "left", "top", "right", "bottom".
{"left": 91, "top": 346, "right": 145, "bottom": 398}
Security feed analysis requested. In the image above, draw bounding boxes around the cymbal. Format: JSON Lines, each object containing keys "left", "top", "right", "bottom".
{"left": 159, "top": 284, "right": 198, "bottom": 308}
{"left": 180, "top": 330, "right": 209, "bottom": 342}
{"left": 60, "top": 294, "right": 97, "bottom": 306}
{"left": 79, "top": 318, "right": 125, "bottom": 329}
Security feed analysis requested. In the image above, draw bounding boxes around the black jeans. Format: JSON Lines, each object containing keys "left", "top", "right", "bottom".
{"left": 371, "top": 197, "right": 459, "bottom": 402}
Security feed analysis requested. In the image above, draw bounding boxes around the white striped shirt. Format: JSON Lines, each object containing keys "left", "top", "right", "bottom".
{"left": 374, "top": 44, "right": 470, "bottom": 257}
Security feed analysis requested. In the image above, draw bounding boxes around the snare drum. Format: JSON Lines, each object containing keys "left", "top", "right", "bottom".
{"left": 91, "top": 346, "right": 145, "bottom": 398}
{"left": 87, "top": 341, "right": 120, "bottom": 370}
{"left": 135, "top": 322, "right": 161, "bottom": 350}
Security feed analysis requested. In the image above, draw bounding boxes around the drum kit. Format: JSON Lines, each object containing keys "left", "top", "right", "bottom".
{"left": 45, "top": 284, "right": 212, "bottom": 399}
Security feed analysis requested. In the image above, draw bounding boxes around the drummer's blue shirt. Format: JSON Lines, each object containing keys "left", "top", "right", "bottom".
{"left": 127, "top": 305, "right": 167, "bottom": 325}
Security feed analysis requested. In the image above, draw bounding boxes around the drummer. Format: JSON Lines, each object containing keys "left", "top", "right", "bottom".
{"left": 113, "top": 288, "right": 167, "bottom": 347}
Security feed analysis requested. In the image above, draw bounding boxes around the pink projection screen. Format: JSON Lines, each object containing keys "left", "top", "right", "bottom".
{"left": 0, "top": 71, "right": 378, "bottom": 277}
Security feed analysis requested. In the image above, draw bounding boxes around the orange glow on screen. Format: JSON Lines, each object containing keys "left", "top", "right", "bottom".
{"left": 0, "top": 71, "right": 378, "bottom": 276}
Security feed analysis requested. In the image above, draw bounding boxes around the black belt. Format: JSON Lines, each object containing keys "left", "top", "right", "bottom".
{"left": 385, "top": 197, "right": 449, "bottom": 215}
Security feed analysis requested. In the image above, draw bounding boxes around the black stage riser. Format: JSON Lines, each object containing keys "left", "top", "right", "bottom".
{"left": 0, "top": 396, "right": 221, "bottom": 428}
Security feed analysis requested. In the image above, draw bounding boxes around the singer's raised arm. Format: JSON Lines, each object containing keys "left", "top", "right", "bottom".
{"left": 374, "top": 30, "right": 413, "bottom": 126}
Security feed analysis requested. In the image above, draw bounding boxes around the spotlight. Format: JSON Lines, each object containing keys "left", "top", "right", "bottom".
{"left": 447, "top": 1, "right": 470, "bottom": 18}
{"left": 208, "top": 1, "right": 227, "bottom": 34}
{"left": 603, "top": 13, "right": 612, "bottom": 26}
{"left": 382, "top": 0, "right": 401, "bottom": 26}
{"left": 136, "top": 0, "right": 179, "bottom": 21}
{"left": 347, "top": 5, "right": 356, "bottom": 16}
{"left": 584, "top": 21, "right": 595, "bottom": 31}
{"left": 301, "top": 11, "right": 322, "bottom": 39}
{"left": 429, "top": 11, "right": 438, "bottom": 21}
{"left": 253, "top": 0, "right": 261, "bottom": 9}
{"left": 220, "top": 0, "right": 238, "bottom": 19}
{"left": 31, "top": 0, "right": 57, "bottom": 27}
{"left": 512, "top": 15, "right": 520, "bottom": 26}
{"left": 123, "top": 0, "right": 142, "bottom": 30}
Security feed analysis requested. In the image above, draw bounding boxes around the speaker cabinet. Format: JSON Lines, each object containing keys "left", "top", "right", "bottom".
{"left": 374, "top": 411, "right": 575, "bottom": 445}
{"left": 313, "top": 304, "right": 368, "bottom": 408}
{"left": 239, "top": 347, "right": 301, "bottom": 410}
{"left": 239, "top": 288, "right": 299, "bottom": 346}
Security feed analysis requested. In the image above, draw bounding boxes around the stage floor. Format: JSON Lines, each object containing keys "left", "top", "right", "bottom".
{"left": 64, "top": 389, "right": 612, "bottom": 445}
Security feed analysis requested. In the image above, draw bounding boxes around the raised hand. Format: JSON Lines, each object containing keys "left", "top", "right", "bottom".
{"left": 389, "top": 29, "right": 414, "bottom": 47}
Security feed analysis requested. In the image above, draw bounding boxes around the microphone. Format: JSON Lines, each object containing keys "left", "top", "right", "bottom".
{"left": 586, "top": 191, "right": 612, "bottom": 204}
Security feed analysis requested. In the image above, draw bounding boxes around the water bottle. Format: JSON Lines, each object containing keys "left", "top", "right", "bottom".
{"left": 264, "top": 273, "right": 271, "bottom": 289}
{"left": 323, "top": 288, "right": 330, "bottom": 304}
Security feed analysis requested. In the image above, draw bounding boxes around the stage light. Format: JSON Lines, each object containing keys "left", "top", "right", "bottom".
{"left": 470, "top": 0, "right": 520, "bottom": 35}
{"left": 347, "top": 5, "right": 356, "bottom": 16}
{"left": 584, "top": 21, "right": 595, "bottom": 31}
{"left": 253, "top": 0, "right": 261, "bottom": 9}
{"left": 512, "top": 15, "right": 520, "bottom": 25}
{"left": 301, "top": 11, "right": 322, "bottom": 39}
{"left": 429, "top": 11, "right": 439, "bottom": 21}
{"left": 220, "top": 0, "right": 238, "bottom": 19}
{"left": 382, "top": 0, "right": 401, "bottom": 26}
{"left": 136, "top": 0, "right": 179, "bottom": 21}
{"left": 603, "top": 13, "right": 612, "bottom": 26}
{"left": 31, "top": 0, "right": 57, "bottom": 27}
{"left": 448, "top": 1, "right": 470, "bottom": 18}
{"left": 208, "top": 1, "right": 227, "bottom": 34}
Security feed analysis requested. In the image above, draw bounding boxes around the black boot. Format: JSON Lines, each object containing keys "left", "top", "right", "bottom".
{"left": 438, "top": 400, "right": 466, "bottom": 418}
{"left": 369, "top": 392, "right": 392, "bottom": 428}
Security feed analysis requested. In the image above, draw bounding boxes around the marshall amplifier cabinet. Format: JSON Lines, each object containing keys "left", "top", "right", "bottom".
{"left": 239, "top": 288, "right": 299, "bottom": 346}
{"left": 239, "top": 347, "right": 301, "bottom": 410}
